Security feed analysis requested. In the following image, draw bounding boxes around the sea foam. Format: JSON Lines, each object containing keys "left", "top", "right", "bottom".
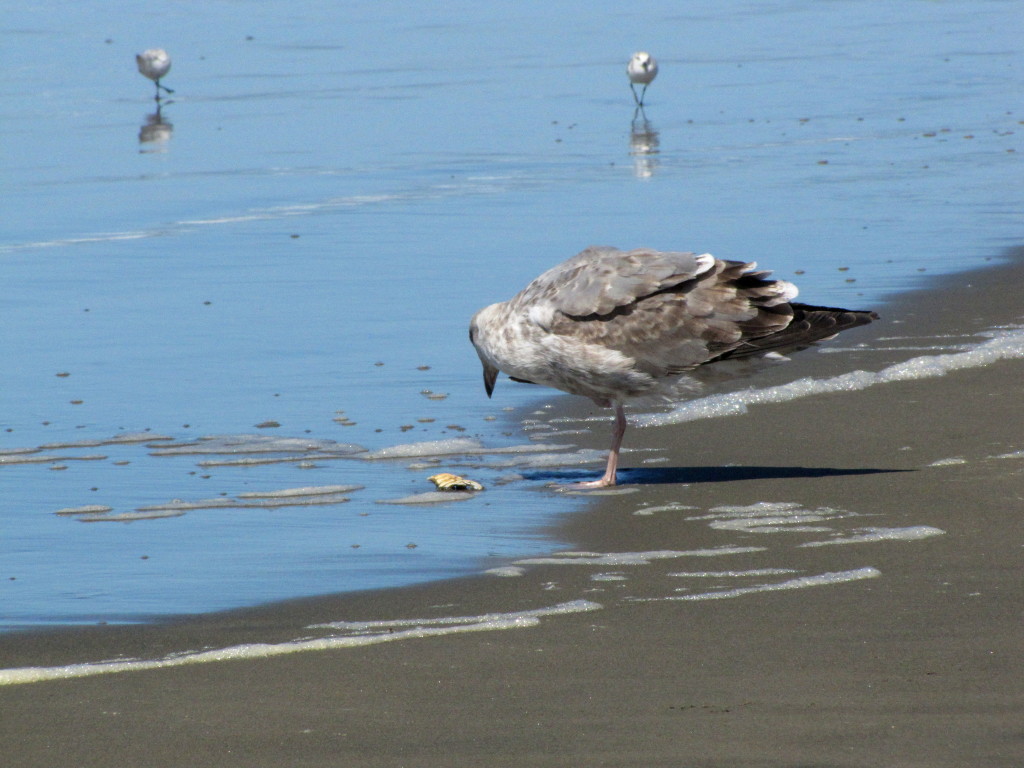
{"left": 0, "top": 600, "right": 601, "bottom": 686}
{"left": 635, "top": 328, "right": 1024, "bottom": 428}
{"left": 635, "top": 567, "right": 882, "bottom": 602}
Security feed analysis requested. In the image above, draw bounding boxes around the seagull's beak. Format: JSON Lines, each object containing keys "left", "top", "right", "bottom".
{"left": 482, "top": 362, "right": 498, "bottom": 398}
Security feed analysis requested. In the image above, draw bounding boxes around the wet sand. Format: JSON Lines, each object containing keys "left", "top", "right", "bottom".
{"left": 3, "top": 250, "right": 1023, "bottom": 767}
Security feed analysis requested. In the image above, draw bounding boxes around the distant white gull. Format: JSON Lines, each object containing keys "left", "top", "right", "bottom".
{"left": 470, "top": 246, "right": 876, "bottom": 488}
{"left": 627, "top": 52, "right": 658, "bottom": 106}
{"left": 136, "top": 48, "right": 174, "bottom": 98}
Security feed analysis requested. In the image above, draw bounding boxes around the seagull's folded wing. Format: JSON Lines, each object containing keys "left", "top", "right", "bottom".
{"left": 512, "top": 247, "right": 807, "bottom": 377}
{"left": 522, "top": 246, "right": 716, "bottom": 317}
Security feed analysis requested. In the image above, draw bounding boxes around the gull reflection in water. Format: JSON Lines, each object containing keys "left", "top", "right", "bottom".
{"left": 629, "top": 106, "right": 659, "bottom": 179}
{"left": 139, "top": 104, "right": 173, "bottom": 153}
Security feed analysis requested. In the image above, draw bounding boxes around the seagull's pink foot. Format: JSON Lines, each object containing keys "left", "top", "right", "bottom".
{"left": 558, "top": 477, "right": 617, "bottom": 491}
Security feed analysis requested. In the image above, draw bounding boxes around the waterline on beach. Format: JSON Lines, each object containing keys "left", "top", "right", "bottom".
{"left": 0, "top": 600, "right": 601, "bottom": 687}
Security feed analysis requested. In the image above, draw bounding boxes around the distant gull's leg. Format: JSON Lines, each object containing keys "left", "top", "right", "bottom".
{"left": 571, "top": 403, "right": 627, "bottom": 488}
{"left": 630, "top": 83, "right": 641, "bottom": 105}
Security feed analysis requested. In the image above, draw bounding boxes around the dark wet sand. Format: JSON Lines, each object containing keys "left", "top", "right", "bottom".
{"left": 3, "top": 251, "right": 1023, "bottom": 767}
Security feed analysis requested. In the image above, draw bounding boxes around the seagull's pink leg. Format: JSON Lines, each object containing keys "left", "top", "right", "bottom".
{"left": 569, "top": 403, "right": 627, "bottom": 488}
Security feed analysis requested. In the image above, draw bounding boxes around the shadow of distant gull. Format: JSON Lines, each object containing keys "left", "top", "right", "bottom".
{"left": 527, "top": 465, "right": 908, "bottom": 487}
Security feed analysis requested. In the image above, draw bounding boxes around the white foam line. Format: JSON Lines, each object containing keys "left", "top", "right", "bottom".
{"left": 196, "top": 455, "right": 349, "bottom": 467}
{"left": 359, "top": 438, "right": 485, "bottom": 460}
{"left": 632, "top": 502, "right": 698, "bottom": 516}
{"left": 992, "top": 450, "right": 1024, "bottom": 460}
{"left": 530, "top": 429, "right": 588, "bottom": 439}
{"left": 54, "top": 505, "right": 114, "bottom": 516}
{"left": 514, "top": 546, "right": 765, "bottom": 566}
{"left": 686, "top": 501, "right": 853, "bottom": 533}
{"left": 476, "top": 443, "right": 577, "bottom": 454}
{"left": 236, "top": 485, "right": 364, "bottom": 499}
{"left": 136, "top": 498, "right": 242, "bottom": 512}
{"left": 0, "top": 454, "right": 108, "bottom": 465}
{"left": 375, "top": 491, "right": 476, "bottom": 505}
{"left": 469, "top": 449, "right": 608, "bottom": 469}
{"left": 700, "top": 501, "right": 813, "bottom": 516}
{"left": 0, "top": 175, "right": 529, "bottom": 255}
{"left": 636, "top": 328, "right": 1024, "bottom": 428}
{"left": 0, "top": 231, "right": 155, "bottom": 252}
{"left": 928, "top": 457, "right": 967, "bottom": 467}
{"left": 667, "top": 568, "right": 798, "bottom": 578}
{"left": 311, "top": 599, "right": 600, "bottom": 631}
{"left": 484, "top": 566, "right": 527, "bottom": 577}
{"left": 0, "top": 600, "right": 601, "bottom": 687}
{"left": 558, "top": 486, "right": 640, "bottom": 496}
{"left": 359, "top": 439, "right": 577, "bottom": 460}
{"left": 800, "top": 526, "right": 945, "bottom": 547}
{"left": 707, "top": 517, "right": 835, "bottom": 533}
{"left": 149, "top": 436, "right": 362, "bottom": 456}
{"left": 0, "top": 447, "right": 41, "bottom": 457}
{"left": 133, "top": 493, "right": 357, "bottom": 513}
{"left": 40, "top": 434, "right": 173, "bottom": 449}
{"left": 79, "top": 510, "right": 187, "bottom": 523}
{"left": 635, "top": 567, "right": 881, "bottom": 602}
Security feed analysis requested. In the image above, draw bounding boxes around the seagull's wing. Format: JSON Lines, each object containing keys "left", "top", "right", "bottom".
{"left": 531, "top": 251, "right": 805, "bottom": 376}
{"left": 518, "top": 246, "right": 717, "bottom": 317}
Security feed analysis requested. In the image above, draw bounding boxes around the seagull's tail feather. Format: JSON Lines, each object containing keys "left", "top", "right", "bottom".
{"left": 708, "top": 304, "right": 877, "bottom": 362}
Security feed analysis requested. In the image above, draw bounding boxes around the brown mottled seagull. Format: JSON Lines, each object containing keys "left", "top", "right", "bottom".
{"left": 469, "top": 246, "right": 877, "bottom": 488}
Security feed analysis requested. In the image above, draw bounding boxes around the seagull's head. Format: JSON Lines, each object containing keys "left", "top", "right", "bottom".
{"left": 469, "top": 305, "right": 501, "bottom": 398}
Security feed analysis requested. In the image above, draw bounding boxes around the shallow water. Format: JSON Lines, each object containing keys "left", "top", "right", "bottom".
{"left": 1, "top": 0, "right": 1021, "bottom": 629}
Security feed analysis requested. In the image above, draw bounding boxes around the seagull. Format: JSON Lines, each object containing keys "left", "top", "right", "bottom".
{"left": 627, "top": 52, "right": 658, "bottom": 106}
{"left": 469, "top": 246, "right": 877, "bottom": 488}
{"left": 136, "top": 48, "right": 174, "bottom": 98}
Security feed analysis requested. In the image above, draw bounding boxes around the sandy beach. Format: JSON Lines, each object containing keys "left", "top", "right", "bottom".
{"left": 2, "top": 249, "right": 1023, "bottom": 767}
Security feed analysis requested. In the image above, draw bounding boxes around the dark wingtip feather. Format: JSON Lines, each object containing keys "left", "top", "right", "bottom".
{"left": 708, "top": 304, "right": 877, "bottom": 363}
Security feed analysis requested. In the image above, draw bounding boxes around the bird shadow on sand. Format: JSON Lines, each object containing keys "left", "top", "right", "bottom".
{"left": 526, "top": 465, "right": 910, "bottom": 487}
